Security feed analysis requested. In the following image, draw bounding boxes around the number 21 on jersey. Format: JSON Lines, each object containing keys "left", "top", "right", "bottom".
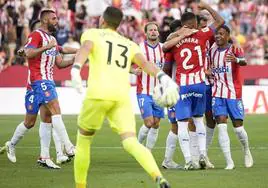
{"left": 180, "top": 46, "right": 203, "bottom": 70}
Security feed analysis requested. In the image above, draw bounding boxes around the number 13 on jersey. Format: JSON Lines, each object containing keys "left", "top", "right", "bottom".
{"left": 106, "top": 41, "right": 128, "bottom": 69}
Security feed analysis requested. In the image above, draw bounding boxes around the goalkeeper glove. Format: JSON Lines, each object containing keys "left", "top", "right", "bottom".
{"left": 71, "top": 63, "right": 83, "bottom": 94}
{"left": 156, "top": 71, "right": 179, "bottom": 107}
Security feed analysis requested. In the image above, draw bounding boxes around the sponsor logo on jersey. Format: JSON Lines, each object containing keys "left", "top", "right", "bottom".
{"left": 212, "top": 66, "right": 230, "bottom": 74}
{"left": 170, "top": 112, "right": 175, "bottom": 118}
{"left": 45, "top": 91, "right": 51, "bottom": 97}
{"left": 45, "top": 48, "right": 58, "bottom": 56}
{"left": 181, "top": 92, "right": 203, "bottom": 100}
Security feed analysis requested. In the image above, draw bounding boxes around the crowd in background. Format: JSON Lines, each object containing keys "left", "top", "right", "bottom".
{"left": 0, "top": 0, "right": 267, "bottom": 72}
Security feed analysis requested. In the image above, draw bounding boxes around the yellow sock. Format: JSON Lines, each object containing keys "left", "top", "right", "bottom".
{"left": 74, "top": 132, "right": 92, "bottom": 188}
{"left": 122, "top": 137, "right": 162, "bottom": 180}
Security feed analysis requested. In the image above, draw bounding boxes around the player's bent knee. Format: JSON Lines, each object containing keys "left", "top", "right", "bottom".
{"left": 232, "top": 119, "right": 243, "bottom": 128}
{"left": 216, "top": 116, "right": 227, "bottom": 124}
{"left": 46, "top": 99, "right": 61, "bottom": 115}
{"left": 144, "top": 117, "right": 154, "bottom": 128}
{"left": 79, "top": 127, "right": 96, "bottom": 136}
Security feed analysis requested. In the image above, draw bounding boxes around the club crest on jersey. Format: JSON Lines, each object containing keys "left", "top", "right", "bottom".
{"left": 237, "top": 100, "right": 243, "bottom": 111}
{"left": 212, "top": 66, "right": 230, "bottom": 74}
{"left": 170, "top": 112, "right": 175, "bottom": 118}
{"left": 28, "top": 105, "right": 33, "bottom": 110}
{"left": 156, "top": 61, "right": 163, "bottom": 69}
{"left": 45, "top": 91, "right": 51, "bottom": 97}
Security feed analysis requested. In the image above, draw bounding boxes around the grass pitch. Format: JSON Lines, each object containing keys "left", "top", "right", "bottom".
{"left": 0, "top": 114, "right": 268, "bottom": 188}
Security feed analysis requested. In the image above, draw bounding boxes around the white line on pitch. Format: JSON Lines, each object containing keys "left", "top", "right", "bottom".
{"left": 12, "top": 146, "right": 268, "bottom": 150}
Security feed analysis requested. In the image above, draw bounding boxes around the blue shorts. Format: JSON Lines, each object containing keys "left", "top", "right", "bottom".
{"left": 167, "top": 106, "right": 176, "bottom": 124}
{"left": 25, "top": 90, "right": 40, "bottom": 114}
{"left": 137, "top": 94, "right": 164, "bottom": 119}
{"left": 205, "top": 85, "right": 212, "bottom": 112}
{"left": 175, "top": 82, "right": 206, "bottom": 120}
{"left": 212, "top": 97, "right": 244, "bottom": 120}
{"left": 31, "top": 80, "right": 58, "bottom": 105}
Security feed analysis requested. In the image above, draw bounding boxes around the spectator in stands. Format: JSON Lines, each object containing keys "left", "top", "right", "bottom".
{"left": 6, "top": 5, "right": 17, "bottom": 67}
{"left": 239, "top": 0, "right": 255, "bottom": 35}
{"left": 218, "top": 2, "right": 233, "bottom": 27}
{"left": 75, "top": 4, "right": 88, "bottom": 41}
{"left": 255, "top": 0, "right": 268, "bottom": 36}
{"left": 56, "top": 20, "right": 70, "bottom": 46}
{"left": 246, "top": 31, "right": 265, "bottom": 65}
{"left": 0, "top": 46, "right": 7, "bottom": 72}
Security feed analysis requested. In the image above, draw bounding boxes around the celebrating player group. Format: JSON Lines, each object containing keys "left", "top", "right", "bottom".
{"left": 1, "top": 1, "right": 254, "bottom": 188}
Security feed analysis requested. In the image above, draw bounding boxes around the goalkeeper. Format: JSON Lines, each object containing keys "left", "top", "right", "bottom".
{"left": 71, "top": 6, "right": 179, "bottom": 188}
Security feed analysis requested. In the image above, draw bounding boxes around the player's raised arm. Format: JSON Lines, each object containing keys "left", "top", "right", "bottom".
{"left": 198, "top": 1, "right": 224, "bottom": 30}
{"left": 162, "top": 27, "right": 198, "bottom": 52}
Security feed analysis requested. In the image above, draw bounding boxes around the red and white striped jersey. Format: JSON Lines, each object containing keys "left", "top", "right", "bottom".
{"left": 166, "top": 27, "right": 214, "bottom": 86}
{"left": 137, "top": 41, "right": 164, "bottom": 95}
{"left": 24, "top": 29, "right": 60, "bottom": 84}
{"left": 209, "top": 44, "right": 245, "bottom": 99}
{"left": 204, "top": 39, "right": 215, "bottom": 85}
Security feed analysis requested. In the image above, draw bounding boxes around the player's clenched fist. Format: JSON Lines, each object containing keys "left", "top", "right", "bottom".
{"left": 153, "top": 71, "right": 179, "bottom": 107}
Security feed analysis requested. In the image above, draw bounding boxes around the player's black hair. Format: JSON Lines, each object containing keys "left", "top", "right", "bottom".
{"left": 30, "top": 19, "right": 41, "bottom": 31}
{"left": 218, "top": 25, "right": 231, "bottom": 35}
{"left": 103, "top": 6, "right": 123, "bottom": 29}
{"left": 181, "top": 12, "right": 197, "bottom": 25}
{"left": 144, "top": 22, "right": 159, "bottom": 33}
{"left": 40, "top": 9, "right": 56, "bottom": 21}
{"left": 169, "top": 19, "right": 182, "bottom": 32}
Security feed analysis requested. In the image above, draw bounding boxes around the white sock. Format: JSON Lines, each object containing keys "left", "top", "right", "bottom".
{"left": 52, "top": 128, "right": 64, "bottom": 157}
{"left": 39, "top": 122, "right": 52, "bottom": 159}
{"left": 193, "top": 117, "right": 207, "bottom": 156}
{"left": 177, "top": 121, "right": 191, "bottom": 163}
{"left": 10, "top": 122, "right": 29, "bottom": 146}
{"left": 164, "top": 131, "right": 177, "bottom": 162}
{"left": 233, "top": 126, "right": 249, "bottom": 151}
{"left": 218, "top": 123, "right": 233, "bottom": 165}
{"left": 137, "top": 124, "right": 149, "bottom": 144}
{"left": 206, "top": 126, "right": 215, "bottom": 150}
{"left": 146, "top": 127, "right": 159, "bottom": 150}
{"left": 52, "top": 115, "right": 73, "bottom": 150}
{"left": 189, "top": 131, "right": 199, "bottom": 162}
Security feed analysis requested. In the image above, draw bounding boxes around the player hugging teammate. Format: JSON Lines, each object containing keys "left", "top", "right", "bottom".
{"left": 158, "top": 1, "right": 253, "bottom": 170}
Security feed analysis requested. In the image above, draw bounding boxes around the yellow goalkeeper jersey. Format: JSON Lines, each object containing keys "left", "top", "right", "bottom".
{"left": 81, "top": 28, "right": 141, "bottom": 101}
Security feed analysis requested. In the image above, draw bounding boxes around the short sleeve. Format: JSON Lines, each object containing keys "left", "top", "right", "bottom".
{"left": 164, "top": 52, "right": 174, "bottom": 63}
{"left": 200, "top": 26, "right": 215, "bottom": 41}
{"left": 233, "top": 46, "right": 245, "bottom": 58}
{"left": 80, "top": 29, "right": 96, "bottom": 44}
{"left": 131, "top": 42, "right": 142, "bottom": 57}
{"left": 24, "top": 31, "right": 42, "bottom": 49}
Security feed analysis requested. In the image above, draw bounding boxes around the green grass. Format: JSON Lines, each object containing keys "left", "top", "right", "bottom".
{"left": 0, "top": 115, "right": 268, "bottom": 188}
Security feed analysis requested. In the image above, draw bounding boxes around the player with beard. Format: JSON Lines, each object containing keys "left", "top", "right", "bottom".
{"left": 136, "top": 22, "right": 165, "bottom": 151}
{"left": 2, "top": 9, "right": 75, "bottom": 168}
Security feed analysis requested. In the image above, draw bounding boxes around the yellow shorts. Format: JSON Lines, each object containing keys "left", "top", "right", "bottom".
{"left": 78, "top": 98, "right": 136, "bottom": 134}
